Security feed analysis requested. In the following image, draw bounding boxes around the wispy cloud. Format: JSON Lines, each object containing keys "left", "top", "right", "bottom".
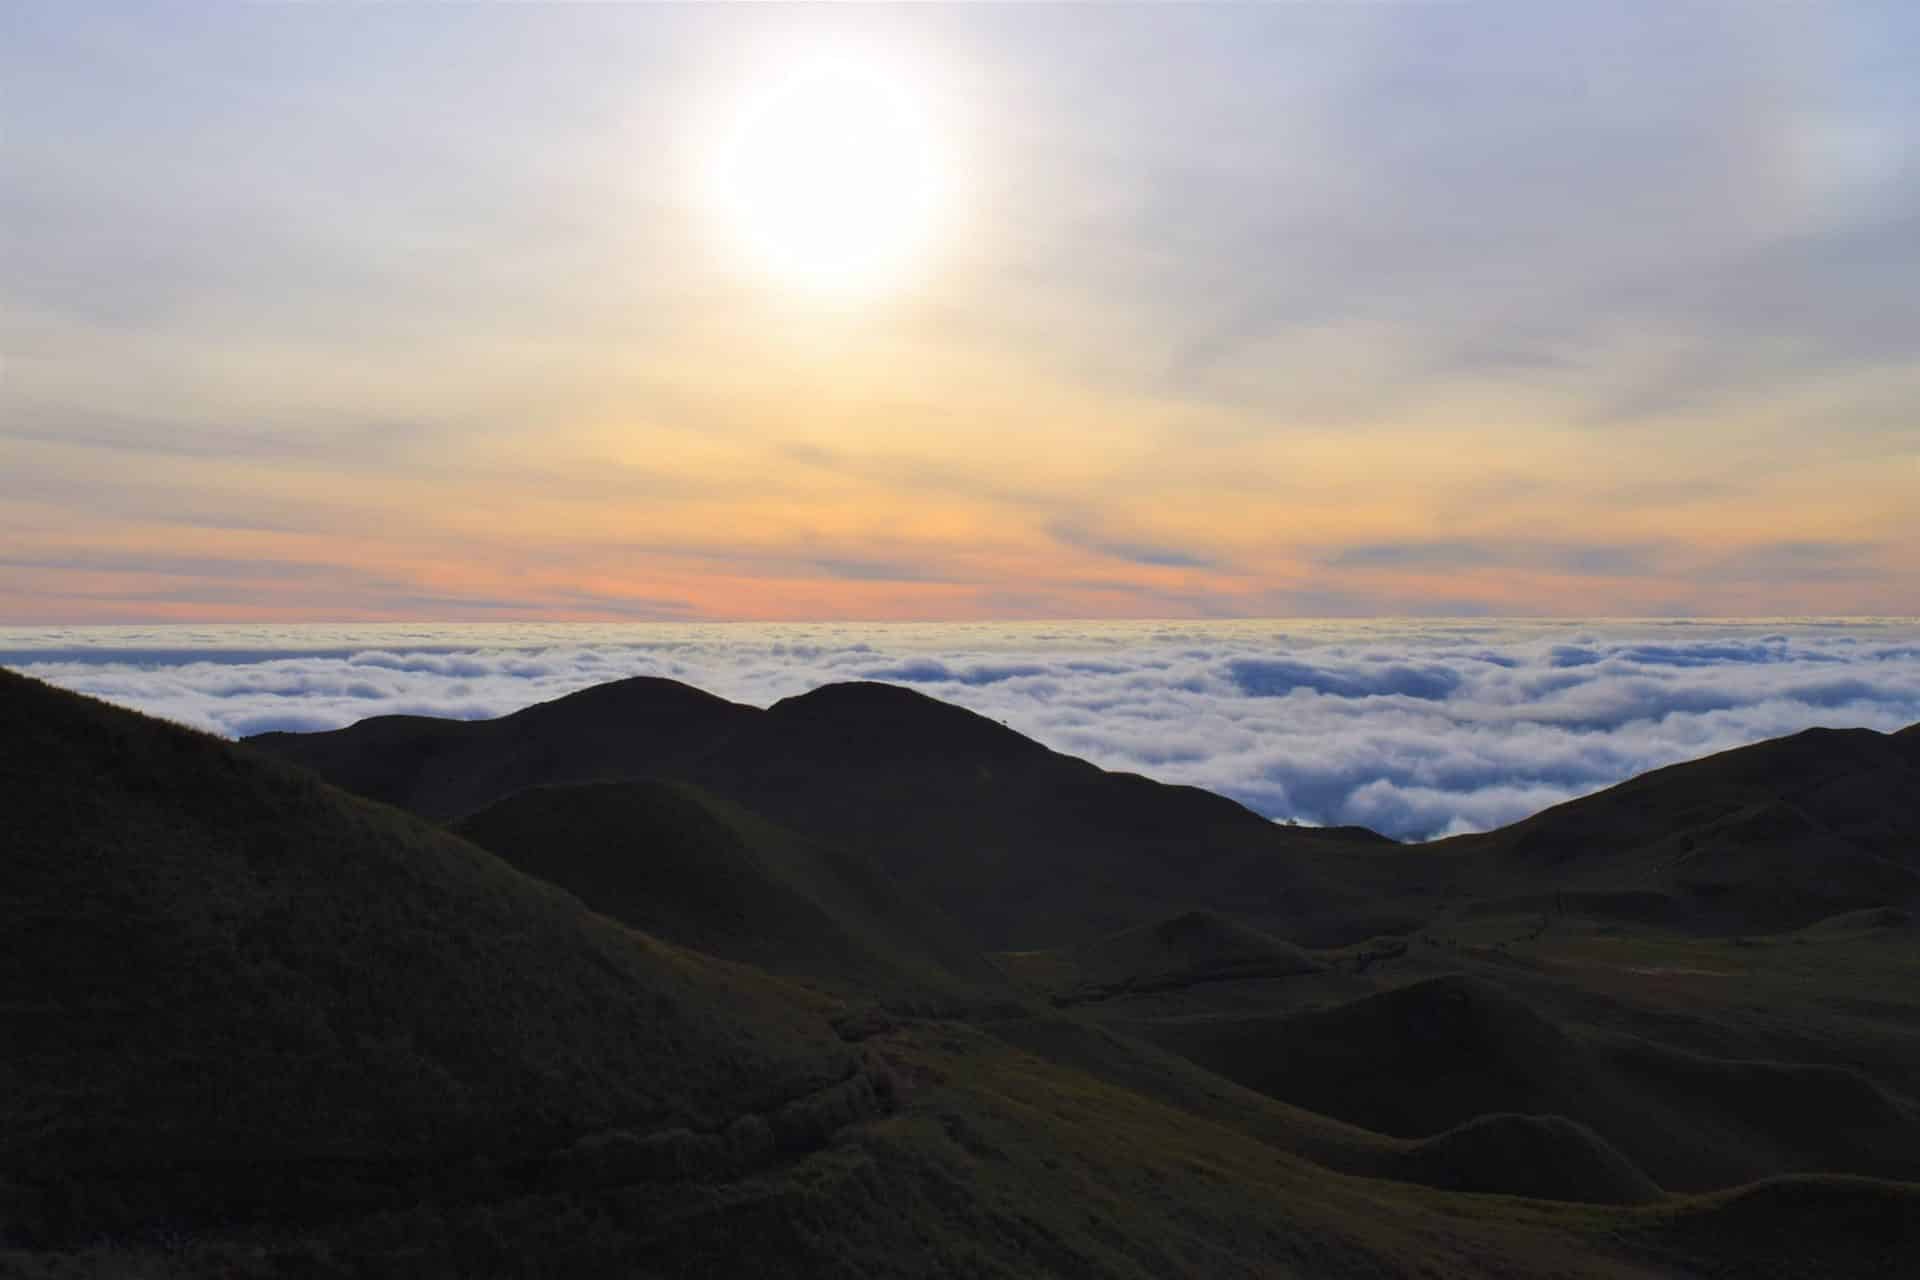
{"left": 1048, "top": 523, "right": 1218, "bottom": 570}
{"left": 2, "top": 5, "right": 1916, "bottom": 621}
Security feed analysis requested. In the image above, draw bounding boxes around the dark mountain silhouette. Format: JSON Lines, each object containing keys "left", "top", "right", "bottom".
{"left": 248, "top": 675, "right": 753, "bottom": 820}
{"left": 451, "top": 778, "right": 1006, "bottom": 1002}
{"left": 0, "top": 669, "right": 863, "bottom": 1246}
{"left": 252, "top": 676, "right": 1920, "bottom": 948}
{"left": 1441, "top": 724, "right": 1920, "bottom": 930}
{"left": 687, "top": 682, "right": 1402, "bottom": 948}
{"left": 8, "top": 667, "right": 1920, "bottom": 1276}
{"left": 253, "top": 676, "right": 1405, "bottom": 949}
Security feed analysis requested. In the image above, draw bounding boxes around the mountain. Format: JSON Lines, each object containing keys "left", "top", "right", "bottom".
{"left": 0, "top": 669, "right": 862, "bottom": 1244}
{"left": 6, "top": 668, "right": 1919, "bottom": 1276}
{"left": 252, "top": 677, "right": 1401, "bottom": 949}
{"left": 256, "top": 680, "right": 1920, "bottom": 942}
{"left": 248, "top": 675, "right": 754, "bottom": 821}
{"left": 0, "top": 669, "right": 1681, "bottom": 1275}
{"left": 1441, "top": 724, "right": 1920, "bottom": 931}
{"left": 450, "top": 778, "right": 1006, "bottom": 1004}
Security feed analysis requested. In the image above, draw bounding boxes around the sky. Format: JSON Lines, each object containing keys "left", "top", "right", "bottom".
{"left": 4, "top": 2, "right": 1917, "bottom": 623}
{"left": 8, "top": 618, "right": 1919, "bottom": 839}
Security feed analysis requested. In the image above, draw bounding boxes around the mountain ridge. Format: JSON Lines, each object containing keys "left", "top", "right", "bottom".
{"left": 250, "top": 674, "right": 1920, "bottom": 942}
{"left": 7, "top": 666, "right": 1920, "bottom": 1275}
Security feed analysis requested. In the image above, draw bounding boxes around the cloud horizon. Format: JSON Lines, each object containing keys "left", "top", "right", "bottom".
{"left": 11, "top": 618, "right": 1918, "bottom": 841}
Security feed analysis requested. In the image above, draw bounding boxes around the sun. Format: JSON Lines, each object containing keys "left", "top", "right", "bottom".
{"left": 702, "top": 46, "right": 953, "bottom": 301}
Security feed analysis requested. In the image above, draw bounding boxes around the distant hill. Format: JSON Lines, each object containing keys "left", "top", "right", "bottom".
{"left": 451, "top": 778, "right": 1007, "bottom": 1004}
{"left": 251, "top": 677, "right": 1397, "bottom": 949}
{"left": 249, "top": 675, "right": 754, "bottom": 820}
{"left": 1442, "top": 724, "right": 1920, "bottom": 931}
{"left": 251, "top": 677, "right": 1920, "bottom": 945}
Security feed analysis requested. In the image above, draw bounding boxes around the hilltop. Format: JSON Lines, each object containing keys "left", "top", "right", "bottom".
{"left": 256, "top": 676, "right": 1413, "bottom": 949}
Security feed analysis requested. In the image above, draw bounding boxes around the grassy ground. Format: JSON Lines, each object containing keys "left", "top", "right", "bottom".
{"left": 9, "top": 670, "right": 1920, "bottom": 1275}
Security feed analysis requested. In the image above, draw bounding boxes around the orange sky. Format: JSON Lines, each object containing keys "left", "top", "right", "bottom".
{"left": 4, "top": 4, "right": 1916, "bottom": 621}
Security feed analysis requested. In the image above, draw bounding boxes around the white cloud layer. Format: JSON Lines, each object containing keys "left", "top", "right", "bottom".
{"left": 7, "top": 619, "right": 1918, "bottom": 841}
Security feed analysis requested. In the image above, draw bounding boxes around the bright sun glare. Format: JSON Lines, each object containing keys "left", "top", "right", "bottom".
{"left": 704, "top": 46, "right": 952, "bottom": 300}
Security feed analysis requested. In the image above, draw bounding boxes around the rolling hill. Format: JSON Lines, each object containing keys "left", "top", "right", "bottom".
{"left": 8, "top": 668, "right": 1920, "bottom": 1276}
{"left": 0, "top": 669, "right": 862, "bottom": 1244}
{"left": 1440, "top": 724, "right": 1920, "bottom": 931}
{"left": 252, "top": 677, "right": 1412, "bottom": 949}
{"left": 450, "top": 777, "right": 1007, "bottom": 1004}
{"left": 1136, "top": 973, "right": 1920, "bottom": 1192}
{"left": 247, "top": 675, "right": 754, "bottom": 821}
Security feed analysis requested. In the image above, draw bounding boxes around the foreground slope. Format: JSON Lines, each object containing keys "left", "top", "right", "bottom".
{"left": 6, "top": 671, "right": 1918, "bottom": 1276}
{"left": 0, "top": 669, "right": 855, "bottom": 1241}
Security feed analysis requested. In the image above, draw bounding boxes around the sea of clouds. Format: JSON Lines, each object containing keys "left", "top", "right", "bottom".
{"left": 7, "top": 619, "right": 1918, "bottom": 841}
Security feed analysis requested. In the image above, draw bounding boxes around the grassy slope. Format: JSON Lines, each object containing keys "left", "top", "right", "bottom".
{"left": 1135, "top": 972, "right": 1920, "bottom": 1192}
{"left": 0, "top": 1023, "right": 1713, "bottom": 1279}
{"left": 981, "top": 1009, "right": 1664, "bottom": 1207}
{"left": 0, "top": 669, "right": 854, "bottom": 1239}
{"left": 450, "top": 778, "right": 1007, "bottom": 1005}
{"left": 1436, "top": 725, "right": 1920, "bottom": 932}
{"left": 6, "top": 671, "right": 1919, "bottom": 1275}
{"left": 677, "top": 682, "right": 1407, "bottom": 949}
{"left": 10, "top": 1022, "right": 1913, "bottom": 1278}
{"left": 993, "top": 909, "right": 1322, "bottom": 1005}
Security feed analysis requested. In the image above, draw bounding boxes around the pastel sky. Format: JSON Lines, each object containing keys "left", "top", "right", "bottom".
{"left": 5, "top": 2, "right": 1916, "bottom": 622}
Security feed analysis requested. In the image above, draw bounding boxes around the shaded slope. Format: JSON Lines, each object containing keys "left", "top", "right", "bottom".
{"left": 1402, "top": 1112, "right": 1662, "bottom": 1205}
{"left": 252, "top": 677, "right": 1399, "bottom": 949}
{"left": 1444, "top": 725, "right": 1920, "bottom": 931}
{"left": 1142, "top": 974, "right": 1920, "bottom": 1192}
{"left": 993, "top": 909, "right": 1322, "bottom": 1005}
{"left": 0, "top": 670, "right": 855, "bottom": 1240}
{"left": 682, "top": 681, "right": 1396, "bottom": 948}
{"left": 451, "top": 778, "right": 1004, "bottom": 1002}
{"left": 247, "top": 676, "right": 754, "bottom": 821}
{"left": 983, "top": 1011, "right": 1661, "bottom": 1206}
{"left": 10, "top": 1017, "right": 1735, "bottom": 1279}
{"left": 1625, "top": 1174, "right": 1920, "bottom": 1279}
{"left": 246, "top": 674, "right": 1920, "bottom": 946}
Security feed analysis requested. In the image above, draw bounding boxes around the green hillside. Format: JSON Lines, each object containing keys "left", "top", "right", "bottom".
{"left": 451, "top": 778, "right": 1006, "bottom": 1004}
{"left": 0, "top": 669, "right": 857, "bottom": 1242}
{"left": 9, "top": 669, "right": 1919, "bottom": 1276}
{"left": 1139, "top": 973, "right": 1920, "bottom": 1191}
